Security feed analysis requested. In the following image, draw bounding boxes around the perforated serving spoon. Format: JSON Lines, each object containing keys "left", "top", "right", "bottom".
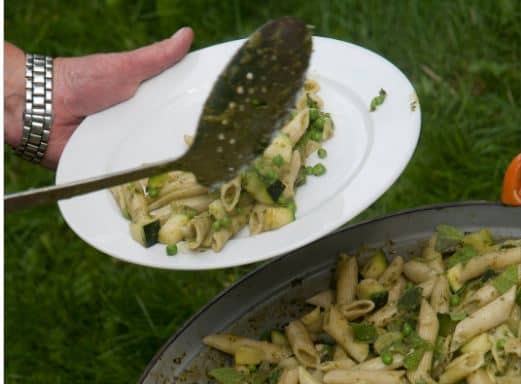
{"left": 5, "top": 16, "right": 312, "bottom": 213}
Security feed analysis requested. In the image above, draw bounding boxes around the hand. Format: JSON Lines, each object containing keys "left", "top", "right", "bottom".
{"left": 4, "top": 27, "right": 194, "bottom": 168}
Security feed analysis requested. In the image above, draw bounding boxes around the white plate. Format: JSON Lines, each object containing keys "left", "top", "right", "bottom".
{"left": 57, "top": 36, "right": 421, "bottom": 270}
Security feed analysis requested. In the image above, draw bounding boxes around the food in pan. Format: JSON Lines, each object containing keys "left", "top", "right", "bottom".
{"left": 110, "top": 79, "right": 334, "bottom": 253}
{"left": 203, "top": 225, "right": 521, "bottom": 384}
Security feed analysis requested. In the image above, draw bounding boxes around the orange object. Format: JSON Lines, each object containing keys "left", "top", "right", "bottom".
{"left": 501, "top": 153, "right": 521, "bottom": 206}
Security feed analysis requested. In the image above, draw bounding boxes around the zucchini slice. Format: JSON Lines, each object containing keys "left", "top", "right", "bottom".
{"left": 361, "top": 249, "right": 388, "bottom": 279}
{"left": 270, "top": 330, "right": 289, "bottom": 346}
{"left": 267, "top": 180, "right": 285, "bottom": 202}
{"left": 463, "top": 229, "right": 493, "bottom": 254}
{"left": 158, "top": 214, "right": 189, "bottom": 245}
{"left": 357, "top": 278, "right": 389, "bottom": 309}
{"left": 234, "top": 346, "right": 263, "bottom": 365}
{"left": 130, "top": 219, "right": 161, "bottom": 248}
{"left": 264, "top": 207, "right": 294, "bottom": 231}
{"left": 447, "top": 264, "right": 463, "bottom": 292}
{"left": 242, "top": 171, "right": 274, "bottom": 205}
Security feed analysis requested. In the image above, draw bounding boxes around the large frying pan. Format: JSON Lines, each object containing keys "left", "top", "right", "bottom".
{"left": 140, "top": 202, "right": 521, "bottom": 383}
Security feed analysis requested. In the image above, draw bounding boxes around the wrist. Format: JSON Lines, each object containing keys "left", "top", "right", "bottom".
{"left": 4, "top": 43, "right": 26, "bottom": 148}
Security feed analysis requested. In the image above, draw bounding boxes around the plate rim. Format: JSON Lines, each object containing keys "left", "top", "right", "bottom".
{"left": 57, "top": 35, "right": 422, "bottom": 270}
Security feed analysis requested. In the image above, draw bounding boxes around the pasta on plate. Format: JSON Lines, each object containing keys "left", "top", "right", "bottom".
{"left": 202, "top": 225, "right": 521, "bottom": 384}
{"left": 110, "top": 79, "right": 334, "bottom": 254}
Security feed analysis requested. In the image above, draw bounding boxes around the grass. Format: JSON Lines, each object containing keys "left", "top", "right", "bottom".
{"left": 5, "top": 0, "right": 520, "bottom": 382}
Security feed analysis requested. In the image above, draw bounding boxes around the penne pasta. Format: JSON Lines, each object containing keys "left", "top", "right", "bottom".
{"left": 504, "top": 338, "right": 521, "bottom": 357}
{"left": 337, "top": 300, "right": 375, "bottom": 321}
{"left": 220, "top": 176, "right": 242, "bottom": 212}
{"left": 332, "top": 345, "right": 348, "bottom": 361}
{"left": 277, "top": 368, "right": 299, "bottom": 384}
{"left": 186, "top": 213, "right": 212, "bottom": 250}
{"left": 378, "top": 256, "right": 404, "bottom": 287}
{"left": 438, "top": 352, "right": 484, "bottom": 384}
{"left": 285, "top": 320, "right": 319, "bottom": 367}
{"left": 451, "top": 286, "right": 517, "bottom": 352}
{"left": 323, "top": 306, "right": 369, "bottom": 362}
{"left": 403, "top": 260, "right": 437, "bottom": 283}
{"left": 249, "top": 204, "right": 267, "bottom": 235}
{"left": 352, "top": 354, "right": 404, "bottom": 370}
{"left": 304, "top": 78, "right": 320, "bottom": 93}
{"left": 306, "top": 289, "right": 334, "bottom": 309}
{"left": 430, "top": 275, "right": 450, "bottom": 313}
{"left": 148, "top": 184, "right": 207, "bottom": 211}
{"left": 117, "top": 78, "right": 335, "bottom": 254}
{"left": 300, "top": 307, "right": 323, "bottom": 334}
{"left": 298, "top": 366, "right": 322, "bottom": 384}
{"left": 183, "top": 134, "right": 193, "bottom": 146}
{"left": 278, "top": 356, "right": 299, "bottom": 369}
{"left": 496, "top": 377, "right": 521, "bottom": 384}
{"left": 170, "top": 194, "right": 214, "bottom": 212}
{"left": 281, "top": 150, "right": 301, "bottom": 198}
{"left": 336, "top": 255, "right": 358, "bottom": 305}
{"left": 211, "top": 210, "right": 249, "bottom": 252}
{"left": 467, "top": 368, "right": 494, "bottom": 384}
{"left": 282, "top": 108, "right": 310, "bottom": 145}
{"left": 407, "top": 300, "right": 439, "bottom": 384}
{"left": 202, "top": 226, "right": 520, "bottom": 384}
{"left": 452, "top": 246, "right": 521, "bottom": 286}
{"left": 368, "top": 277, "right": 405, "bottom": 327}
{"left": 319, "top": 358, "right": 356, "bottom": 372}
{"left": 418, "top": 277, "right": 437, "bottom": 298}
{"left": 300, "top": 139, "right": 321, "bottom": 160}
{"left": 202, "top": 334, "right": 290, "bottom": 363}
{"left": 323, "top": 369, "right": 405, "bottom": 384}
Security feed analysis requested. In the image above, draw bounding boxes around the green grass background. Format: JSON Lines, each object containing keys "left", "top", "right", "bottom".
{"left": 5, "top": 0, "right": 520, "bottom": 382}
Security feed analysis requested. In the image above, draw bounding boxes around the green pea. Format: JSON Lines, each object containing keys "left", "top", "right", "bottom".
{"left": 313, "top": 116, "right": 325, "bottom": 131}
{"left": 264, "top": 169, "right": 278, "bottom": 184}
{"left": 147, "top": 187, "right": 159, "bottom": 197}
{"left": 306, "top": 94, "right": 318, "bottom": 108}
{"left": 310, "top": 130, "right": 322, "bottom": 141}
{"left": 220, "top": 216, "right": 231, "bottom": 228}
{"left": 381, "top": 351, "right": 393, "bottom": 365}
{"left": 166, "top": 244, "right": 178, "bottom": 256}
{"left": 272, "top": 155, "right": 284, "bottom": 167}
{"left": 317, "top": 148, "right": 327, "bottom": 158}
{"left": 402, "top": 322, "right": 413, "bottom": 336}
{"left": 212, "top": 221, "right": 221, "bottom": 231}
{"left": 496, "top": 339, "right": 505, "bottom": 349}
{"left": 312, "top": 163, "right": 326, "bottom": 176}
{"left": 305, "top": 166, "right": 314, "bottom": 175}
{"left": 450, "top": 294, "right": 460, "bottom": 306}
{"left": 309, "top": 108, "right": 320, "bottom": 121}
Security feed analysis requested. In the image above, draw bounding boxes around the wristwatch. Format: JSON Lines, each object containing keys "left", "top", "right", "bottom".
{"left": 15, "top": 53, "right": 53, "bottom": 163}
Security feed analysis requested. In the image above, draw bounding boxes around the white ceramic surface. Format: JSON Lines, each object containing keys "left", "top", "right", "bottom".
{"left": 56, "top": 36, "right": 421, "bottom": 270}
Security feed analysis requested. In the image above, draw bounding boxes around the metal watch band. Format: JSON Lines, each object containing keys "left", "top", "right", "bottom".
{"left": 15, "top": 54, "right": 53, "bottom": 163}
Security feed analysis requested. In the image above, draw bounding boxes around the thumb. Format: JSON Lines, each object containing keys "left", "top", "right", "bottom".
{"left": 123, "top": 27, "right": 194, "bottom": 82}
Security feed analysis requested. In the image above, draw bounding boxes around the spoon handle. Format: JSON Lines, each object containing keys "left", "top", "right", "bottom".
{"left": 4, "top": 156, "right": 186, "bottom": 213}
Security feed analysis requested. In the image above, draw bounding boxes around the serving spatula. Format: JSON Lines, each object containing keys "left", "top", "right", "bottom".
{"left": 5, "top": 16, "right": 312, "bottom": 213}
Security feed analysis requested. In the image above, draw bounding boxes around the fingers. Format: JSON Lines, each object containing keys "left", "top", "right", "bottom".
{"left": 123, "top": 27, "right": 194, "bottom": 82}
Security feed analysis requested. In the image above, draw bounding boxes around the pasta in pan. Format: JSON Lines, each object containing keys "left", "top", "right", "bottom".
{"left": 111, "top": 79, "right": 335, "bottom": 254}
{"left": 203, "top": 226, "right": 521, "bottom": 384}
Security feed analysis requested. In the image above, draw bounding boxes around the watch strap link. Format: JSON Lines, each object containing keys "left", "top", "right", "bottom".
{"left": 16, "top": 54, "right": 53, "bottom": 163}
